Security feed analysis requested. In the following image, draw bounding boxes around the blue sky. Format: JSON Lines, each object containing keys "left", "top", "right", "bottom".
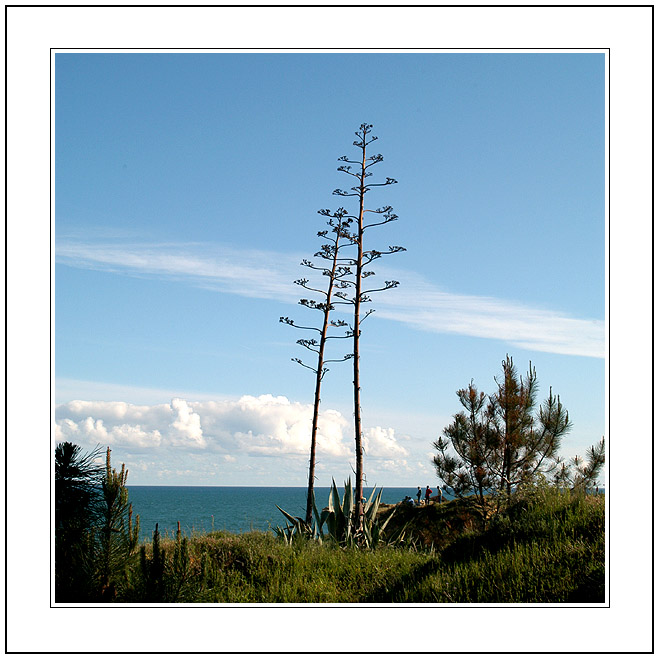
{"left": 55, "top": 52, "right": 605, "bottom": 487}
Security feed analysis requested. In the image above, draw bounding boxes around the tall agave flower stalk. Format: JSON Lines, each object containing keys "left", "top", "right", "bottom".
{"left": 281, "top": 209, "right": 354, "bottom": 526}
{"left": 332, "top": 124, "right": 405, "bottom": 529}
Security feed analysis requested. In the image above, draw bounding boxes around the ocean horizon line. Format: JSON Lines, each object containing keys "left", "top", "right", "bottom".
{"left": 128, "top": 484, "right": 423, "bottom": 489}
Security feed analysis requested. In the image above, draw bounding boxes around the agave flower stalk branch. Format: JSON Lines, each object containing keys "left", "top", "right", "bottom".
{"left": 281, "top": 209, "right": 354, "bottom": 526}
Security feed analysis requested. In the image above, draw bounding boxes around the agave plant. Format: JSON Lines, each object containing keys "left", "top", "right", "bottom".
{"left": 276, "top": 477, "right": 400, "bottom": 549}
{"left": 274, "top": 509, "right": 317, "bottom": 545}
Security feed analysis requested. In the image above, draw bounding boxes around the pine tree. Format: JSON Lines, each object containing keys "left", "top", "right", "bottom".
{"left": 97, "top": 447, "right": 140, "bottom": 600}
{"left": 434, "top": 356, "right": 572, "bottom": 515}
{"left": 554, "top": 437, "right": 606, "bottom": 492}
{"left": 140, "top": 523, "right": 166, "bottom": 601}
{"left": 432, "top": 382, "right": 498, "bottom": 519}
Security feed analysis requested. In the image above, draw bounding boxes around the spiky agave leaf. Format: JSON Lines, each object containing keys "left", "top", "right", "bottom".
{"left": 274, "top": 524, "right": 297, "bottom": 546}
{"left": 324, "top": 481, "right": 340, "bottom": 541}
{"left": 329, "top": 478, "right": 341, "bottom": 513}
{"left": 378, "top": 504, "right": 399, "bottom": 534}
{"left": 311, "top": 496, "right": 322, "bottom": 534}
{"left": 362, "top": 520, "right": 373, "bottom": 548}
{"left": 364, "top": 487, "right": 383, "bottom": 527}
{"left": 275, "top": 505, "right": 314, "bottom": 539}
{"left": 275, "top": 504, "right": 303, "bottom": 528}
{"left": 365, "top": 484, "right": 378, "bottom": 507}
{"left": 325, "top": 509, "right": 337, "bottom": 540}
{"left": 311, "top": 493, "right": 329, "bottom": 541}
{"left": 365, "top": 496, "right": 381, "bottom": 545}
{"left": 362, "top": 484, "right": 379, "bottom": 523}
{"left": 342, "top": 476, "right": 354, "bottom": 520}
{"left": 330, "top": 479, "right": 347, "bottom": 538}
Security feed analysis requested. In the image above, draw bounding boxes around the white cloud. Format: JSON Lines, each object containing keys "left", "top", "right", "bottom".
{"left": 55, "top": 416, "right": 163, "bottom": 449}
{"left": 188, "top": 395, "right": 351, "bottom": 458}
{"left": 363, "top": 426, "right": 409, "bottom": 459}
{"left": 378, "top": 272, "right": 604, "bottom": 358}
{"left": 55, "top": 240, "right": 300, "bottom": 302}
{"left": 54, "top": 395, "right": 409, "bottom": 463}
{"left": 56, "top": 239, "right": 604, "bottom": 358}
{"left": 170, "top": 398, "right": 206, "bottom": 448}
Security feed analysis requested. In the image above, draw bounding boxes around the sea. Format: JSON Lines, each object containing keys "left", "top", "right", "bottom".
{"left": 127, "top": 485, "right": 431, "bottom": 542}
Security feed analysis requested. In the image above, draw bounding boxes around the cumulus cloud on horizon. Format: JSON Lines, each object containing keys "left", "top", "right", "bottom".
{"left": 55, "top": 394, "right": 410, "bottom": 466}
{"left": 55, "top": 239, "right": 605, "bottom": 358}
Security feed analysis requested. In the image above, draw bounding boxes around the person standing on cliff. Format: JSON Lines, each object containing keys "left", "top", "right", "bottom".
{"left": 416, "top": 487, "right": 421, "bottom": 505}
{"left": 425, "top": 486, "right": 432, "bottom": 506}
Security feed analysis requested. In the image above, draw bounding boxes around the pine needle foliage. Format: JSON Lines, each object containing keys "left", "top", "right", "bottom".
{"left": 97, "top": 447, "right": 140, "bottom": 599}
{"left": 553, "top": 436, "right": 606, "bottom": 492}
{"left": 433, "top": 356, "right": 573, "bottom": 523}
{"left": 139, "top": 523, "right": 167, "bottom": 601}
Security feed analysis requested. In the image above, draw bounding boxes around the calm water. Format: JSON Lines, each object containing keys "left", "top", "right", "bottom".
{"left": 127, "top": 486, "right": 431, "bottom": 541}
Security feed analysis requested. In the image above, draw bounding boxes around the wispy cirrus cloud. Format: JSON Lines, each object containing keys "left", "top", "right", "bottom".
{"left": 377, "top": 274, "right": 605, "bottom": 358}
{"left": 56, "top": 239, "right": 604, "bottom": 358}
{"left": 55, "top": 240, "right": 301, "bottom": 301}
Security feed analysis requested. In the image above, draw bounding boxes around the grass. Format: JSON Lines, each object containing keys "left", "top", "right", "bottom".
{"left": 108, "top": 486, "right": 604, "bottom": 604}
{"left": 125, "top": 530, "right": 432, "bottom": 603}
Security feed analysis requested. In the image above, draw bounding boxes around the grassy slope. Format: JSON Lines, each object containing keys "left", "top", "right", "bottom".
{"left": 117, "top": 487, "right": 604, "bottom": 604}
{"left": 378, "top": 488, "right": 605, "bottom": 602}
